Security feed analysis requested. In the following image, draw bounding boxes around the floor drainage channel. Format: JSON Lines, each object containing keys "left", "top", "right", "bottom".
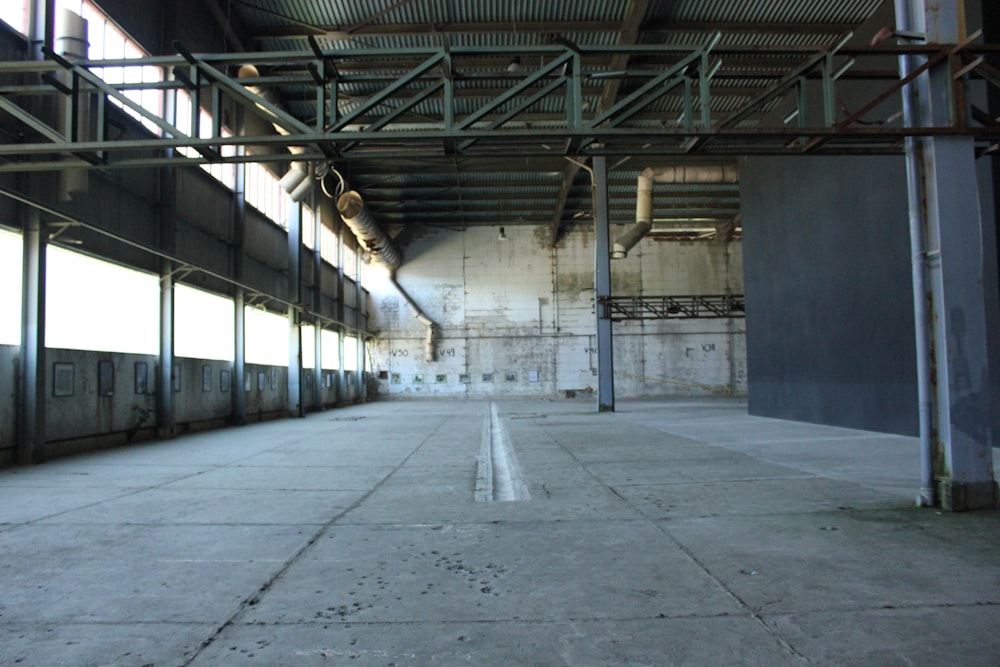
{"left": 475, "top": 402, "right": 532, "bottom": 502}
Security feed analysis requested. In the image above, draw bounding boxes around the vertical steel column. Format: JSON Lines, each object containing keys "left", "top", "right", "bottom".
{"left": 335, "top": 212, "right": 347, "bottom": 402}
{"left": 18, "top": 205, "right": 46, "bottom": 463}
{"left": 233, "top": 288, "right": 246, "bottom": 424}
{"left": 312, "top": 194, "right": 324, "bottom": 412}
{"left": 232, "top": 153, "right": 247, "bottom": 425}
{"left": 594, "top": 155, "right": 615, "bottom": 412}
{"left": 155, "top": 157, "right": 176, "bottom": 438}
{"left": 354, "top": 265, "right": 364, "bottom": 402}
{"left": 287, "top": 201, "right": 303, "bottom": 418}
{"left": 896, "top": 0, "right": 998, "bottom": 510}
{"left": 157, "top": 261, "right": 174, "bottom": 437}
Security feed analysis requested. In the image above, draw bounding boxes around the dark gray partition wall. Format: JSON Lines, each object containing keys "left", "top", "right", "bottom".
{"left": 741, "top": 156, "right": 919, "bottom": 436}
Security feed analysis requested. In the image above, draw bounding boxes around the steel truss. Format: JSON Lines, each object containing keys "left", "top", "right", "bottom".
{"left": 1, "top": 37, "right": 1000, "bottom": 172}
{"left": 599, "top": 294, "right": 746, "bottom": 321}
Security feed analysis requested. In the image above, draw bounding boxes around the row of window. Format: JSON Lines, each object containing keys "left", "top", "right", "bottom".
{"left": 0, "top": 229, "right": 361, "bottom": 369}
{"left": 1, "top": 1, "right": 367, "bottom": 283}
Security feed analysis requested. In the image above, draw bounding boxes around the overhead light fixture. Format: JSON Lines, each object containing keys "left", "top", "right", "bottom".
{"left": 507, "top": 56, "right": 522, "bottom": 73}
{"left": 498, "top": 226, "right": 508, "bottom": 241}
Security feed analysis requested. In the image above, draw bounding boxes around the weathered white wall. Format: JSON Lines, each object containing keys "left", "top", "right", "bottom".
{"left": 368, "top": 224, "right": 745, "bottom": 399}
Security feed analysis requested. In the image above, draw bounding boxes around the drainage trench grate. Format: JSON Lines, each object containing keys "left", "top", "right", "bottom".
{"left": 474, "top": 402, "right": 531, "bottom": 502}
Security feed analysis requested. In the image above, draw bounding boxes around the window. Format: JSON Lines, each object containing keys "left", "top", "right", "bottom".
{"left": 319, "top": 223, "right": 338, "bottom": 266}
{"left": 301, "top": 324, "right": 316, "bottom": 368}
{"left": 321, "top": 329, "right": 340, "bottom": 369}
{"left": 0, "top": 228, "right": 22, "bottom": 345}
{"left": 46, "top": 245, "right": 159, "bottom": 354}
{"left": 174, "top": 89, "right": 236, "bottom": 188}
{"left": 174, "top": 284, "right": 234, "bottom": 361}
{"left": 0, "top": 0, "right": 28, "bottom": 34}
{"left": 343, "top": 335, "right": 359, "bottom": 372}
{"left": 302, "top": 205, "right": 315, "bottom": 250}
{"left": 342, "top": 243, "right": 358, "bottom": 279}
{"left": 245, "top": 162, "right": 289, "bottom": 228}
{"left": 244, "top": 306, "right": 288, "bottom": 366}
{"left": 80, "top": 1, "right": 164, "bottom": 134}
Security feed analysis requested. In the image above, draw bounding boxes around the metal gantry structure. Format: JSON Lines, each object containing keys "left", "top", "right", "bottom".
{"left": 599, "top": 294, "right": 746, "bottom": 321}
{"left": 1, "top": 38, "right": 1000, "bottom": 172}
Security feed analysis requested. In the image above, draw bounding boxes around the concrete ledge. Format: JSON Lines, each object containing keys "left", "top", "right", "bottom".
{"left": 938, "top": 479, "right": 1000, "bottom": 511}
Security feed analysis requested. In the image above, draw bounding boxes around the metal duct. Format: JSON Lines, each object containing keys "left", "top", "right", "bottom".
{"left": 336, "top": 190, "right": 402, "bottom": 270}
{"left": 612, "top": 165, "right": 739, "bottom": 259}
{"left": 334, "top": 189, "right": 437, "bottom": 361}
{"left": 238, "top": 64, "right": 313, "bottom": 198}
{"left": 56, "top": 9, "right": 89, "bottom": 201}
{"left": 390, "top": 273, "right": 439, "bottom": 363}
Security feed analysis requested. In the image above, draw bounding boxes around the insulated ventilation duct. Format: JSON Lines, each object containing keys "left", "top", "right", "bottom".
{"left": 56, "top": 9, "right": 89, "bottom": 201}
{"left": 238, "top": 64, "right": 314, "bottom": 202}
{"left": 612, "top": 164, "right": 739, "bottom": 259}
{"left": 336, "top": 190, "right": 402, "bottom": 270}
{"left": 334, "top": 189, "right": 438, "bottom": 362}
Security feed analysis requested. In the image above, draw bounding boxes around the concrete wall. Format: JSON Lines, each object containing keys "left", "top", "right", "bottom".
{"left": 741, "top": 155, "right": 919, "bottom": 435}
{"left": 368, "top": 224, "right": 745, "bottom": 399}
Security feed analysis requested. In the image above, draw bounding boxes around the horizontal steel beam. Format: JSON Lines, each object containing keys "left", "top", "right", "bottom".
{"left": 599, "top": 294, "right": 746, "bottom": 321}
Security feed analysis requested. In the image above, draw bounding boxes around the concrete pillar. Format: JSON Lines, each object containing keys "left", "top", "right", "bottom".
{"left": 17, "top": 205, "right": 46, "bottom": 463}
{"left": 898, "top": 0, "right": 999, "bottom": 509}
{"left": 287, "top": 202, "right": 303, "bottom": 418}
{"left": 593, "top": 155, "right": 615, "bottom": 412}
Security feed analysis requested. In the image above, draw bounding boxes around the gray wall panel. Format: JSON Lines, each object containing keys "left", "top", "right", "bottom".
{"left": 741, "top": 155, "right": 918, "bottom": 435}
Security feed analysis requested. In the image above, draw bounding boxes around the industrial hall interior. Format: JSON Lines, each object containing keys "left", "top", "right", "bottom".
{"left": 1, "top": 0, "right": 1000, "bottom": 665}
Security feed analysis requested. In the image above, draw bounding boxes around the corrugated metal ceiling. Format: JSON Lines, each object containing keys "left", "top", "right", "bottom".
{"left": 229, "top": 0, "right": 890, "bottom": 238}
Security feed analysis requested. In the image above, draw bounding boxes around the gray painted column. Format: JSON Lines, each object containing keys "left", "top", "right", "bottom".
{"left": 897, "top": 0, "right": 998, "bottom": 510}
{"left": 157, "top": 262, "right": 174, "bottom": 437}
{"left": 17, "top": 205, "right": 45, "bottom": 463}
{"left": 231, "top": 127, "right": 247, "bottom": 425}
{"left": 233, "top": 288, "right": 246, "bottom": 424}
{"left": 335, "top": 214, "right": 347, "bottom": 402}
{"left": 312, "top": 193, "right": 323, "bottom": 412}
{"left": 287, "top": 202, "right": 303, "bottom": 418}
{"left": 593, "top": 155, "right": 615, "bottom": 412}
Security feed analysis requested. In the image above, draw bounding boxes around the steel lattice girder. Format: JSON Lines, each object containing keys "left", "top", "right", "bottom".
{"left": 599, "top": 295, "right": 747, "bottom": 321}
{"left": 1, "top": 41, "right": 1000, "bottom": 172}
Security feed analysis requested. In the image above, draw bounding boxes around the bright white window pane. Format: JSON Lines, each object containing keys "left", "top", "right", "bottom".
{"left": 0, "top": 229, "right": 22, "bottom": 345}
{"left": 175, "top": 284, "right": 234, "bottom": 361}
{"left": 0, "top": 1, "right": 28, "bottom": 34}
{"left": 320, "top": 224, "right": 338, "bottom": 266}
{"left": 46, "top": 246, "right": 159, "bottom": 354}
{"left": 321, "top": 329, "right": 340, "bottom": 370}
{"left": 343, "top": 335, "right": 358, "bottom": 371}
{"left": 301, "top": 324, "right": 316, "bottom": 368}
{"left": 244, "top": 307, "right": 288, "bottom": 366}
{"left": 303, "top": 206, "right": 315, "bottom": 250}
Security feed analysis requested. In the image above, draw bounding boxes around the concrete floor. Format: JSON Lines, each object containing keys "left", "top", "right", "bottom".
{"left": 1, "top": 398, "right": 998, "bottom": 666}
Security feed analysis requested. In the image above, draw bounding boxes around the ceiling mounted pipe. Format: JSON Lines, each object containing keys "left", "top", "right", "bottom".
{"left": 56, "top": 9, "right": 89, "bottom": 201}
{"left": 612, "top": 165, "right": 739, "bottom": 259}
{"left": 336, "top": 190, "right": 402, "bottom": 271}
{"left": 238, "top": 64, "right": 310, "bottom": 175}
{"left": 390, "top": 273, "right": 439, "bottom": 363}
{"left": 332, "top": 188, "right": 439, "bottom": 362}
